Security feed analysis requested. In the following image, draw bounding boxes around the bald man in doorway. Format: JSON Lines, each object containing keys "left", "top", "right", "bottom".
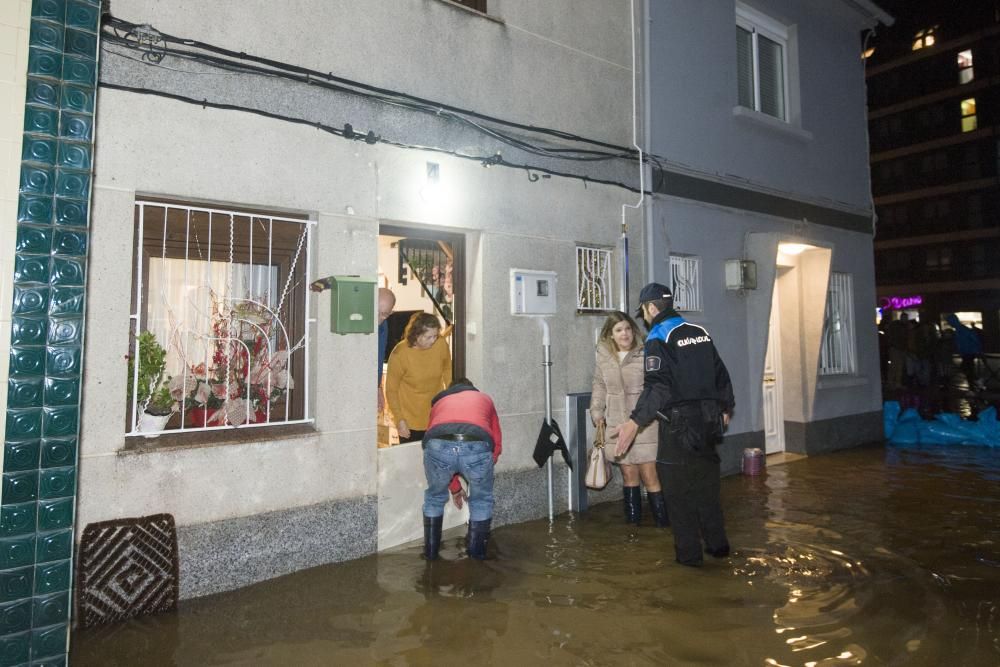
{"left": 310, "top": 278, "right": 396, "bottom": 409}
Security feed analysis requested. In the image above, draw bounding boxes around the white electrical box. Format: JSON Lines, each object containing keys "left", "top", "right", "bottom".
{"left": 725, "top": 259, "right": 757, "bottom": 290}
{"left": 510, "top": 269, "right": 558, "bottom": 315}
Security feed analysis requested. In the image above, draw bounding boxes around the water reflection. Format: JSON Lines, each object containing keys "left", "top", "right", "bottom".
{"left": 72, "top": 444, "right": 1000, "bottom": 666}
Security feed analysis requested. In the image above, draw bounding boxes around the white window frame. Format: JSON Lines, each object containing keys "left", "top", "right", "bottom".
{"left": 957, "top": 49, "right": 974, "bottom": 84}
{"left": 669, "top": 255, "right": 702, "bottom": 312}
{"left": 819, "top": 272, "right": 857, "bottom": 376}
{"left": 736, "top": 2, "right": 790, "bottom": 122}
{"left": 576, "top": 245, "right": 613, "bottom": 312}
{"left": 129, "top": 200, "right": 315, "bottom": 436}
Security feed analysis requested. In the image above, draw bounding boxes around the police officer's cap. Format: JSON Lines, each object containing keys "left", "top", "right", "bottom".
{"left": 634, "top": 282, "right": 672, "bottom": 318}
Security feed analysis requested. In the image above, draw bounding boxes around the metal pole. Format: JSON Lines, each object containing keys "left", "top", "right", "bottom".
{"left": 540, "top": 319, "right": 553, "bottom": 521}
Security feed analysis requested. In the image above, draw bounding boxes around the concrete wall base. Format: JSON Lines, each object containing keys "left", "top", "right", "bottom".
{"left": 173, "top": 463, "right": 619, "bottom": 599}
{"left": 176, "top": 495, "right": 378, "bottom": 599}
{"left": 785, "top": 410, "right": 883, "bottom": 456}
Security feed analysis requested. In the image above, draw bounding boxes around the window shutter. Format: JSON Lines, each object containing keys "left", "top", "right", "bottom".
{"left": 757, "top": 35, "right": 785, "bottom": 119}
{"left": 736, "top": 26, "right": 754, "bottom": 108}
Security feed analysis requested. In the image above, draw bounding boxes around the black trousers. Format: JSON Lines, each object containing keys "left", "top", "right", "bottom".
{"left": 657, "top": 454, "right": 729, "bottom": 565}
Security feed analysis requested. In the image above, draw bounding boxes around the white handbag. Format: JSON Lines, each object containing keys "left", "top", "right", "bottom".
{"left": 585, "top": 422, "right": 613, "bottom": 490}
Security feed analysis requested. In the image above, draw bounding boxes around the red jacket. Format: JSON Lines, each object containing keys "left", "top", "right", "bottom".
{"left": 424, "top": 385, "right": 502, "bottom": 494}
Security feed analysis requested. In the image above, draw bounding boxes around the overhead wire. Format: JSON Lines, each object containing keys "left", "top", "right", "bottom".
{"left": 98, "top": 81, "right": 647, "bottom": 194}
{"left": 102, "top": 16, "right": 640, "bottom": 160}
{"left": 101, "top": 29, "right": 636, "bottom": 165}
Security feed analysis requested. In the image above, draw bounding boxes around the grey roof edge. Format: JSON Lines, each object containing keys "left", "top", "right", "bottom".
{"left": 652, "top": 167, "right": 875, "bottom": 235}
{"left": 840, "top": 0, "right": 895, "bottom": 27}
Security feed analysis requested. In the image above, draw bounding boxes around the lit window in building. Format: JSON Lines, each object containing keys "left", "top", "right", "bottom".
{"left": 945, "top": 311, "right": 982, "bottom": 329}
{"left": 961, "top": 98, "right": 977, "bottom": 132}
{"left": 958, "top": 49, "right": 974, "bottom": 84}
{"left": 912, "top": 27, "right": 937, "bottom": 50}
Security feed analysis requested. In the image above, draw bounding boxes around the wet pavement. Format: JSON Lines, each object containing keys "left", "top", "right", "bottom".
{"left": 71, "top": 443, "right": 1000, "bottom": 666}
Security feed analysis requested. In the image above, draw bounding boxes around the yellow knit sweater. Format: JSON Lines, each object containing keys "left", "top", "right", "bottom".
{"left": 384, "top": 336, "right": 452, "bottom": 430}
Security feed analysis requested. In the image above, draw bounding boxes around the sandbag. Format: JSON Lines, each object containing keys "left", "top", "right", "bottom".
{"left": 884, "top": 401, "right": 1000, "bottom": 447}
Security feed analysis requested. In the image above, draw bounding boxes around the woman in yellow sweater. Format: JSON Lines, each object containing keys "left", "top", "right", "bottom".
{"left": 385, "top": 313, "right": 452, "bottom": 443}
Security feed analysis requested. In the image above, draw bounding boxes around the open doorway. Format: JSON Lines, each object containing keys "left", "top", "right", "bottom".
{"left": 763, "top": 278, "right": 785, "bottom": 454}
{"left": 376, "top": 223, "right": 466, "bottom": 550}
{"left": 377, "top": 224, "right": 465, "bottom": 447}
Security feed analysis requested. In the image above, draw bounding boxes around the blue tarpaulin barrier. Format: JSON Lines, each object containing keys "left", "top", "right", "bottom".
{"left": 884, "top": 401, "right": 1000, "bottom": 446}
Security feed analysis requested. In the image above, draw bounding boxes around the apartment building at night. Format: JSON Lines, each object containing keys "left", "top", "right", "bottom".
{"left": 867, "top": 0, "right": 1000, "bottom": 348}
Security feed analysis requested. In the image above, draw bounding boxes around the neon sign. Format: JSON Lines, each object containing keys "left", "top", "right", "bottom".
{"left": 879, "top": 295, "right": 922, "bottom": 310}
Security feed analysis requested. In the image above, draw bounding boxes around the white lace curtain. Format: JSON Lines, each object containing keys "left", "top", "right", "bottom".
{"left": 145, "top": 257, "right": 278, "bottom": 377}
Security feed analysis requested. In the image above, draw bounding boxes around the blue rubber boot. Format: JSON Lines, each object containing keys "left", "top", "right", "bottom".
{"left": 466, "top": 519, "right": 491, "bottom": 560}
{"left": 623, "top": 486, "right": 642, "bottom": 525}
{"left": 423, "top": 515, "right": 443, "bottom": 560}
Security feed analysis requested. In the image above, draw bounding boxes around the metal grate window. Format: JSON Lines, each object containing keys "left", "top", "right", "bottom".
{"left": 820, "top": 272, "right": 857, "bottom": 375}
{"left": 576, "top": 245, "right": 613, "bottom": 312}
{"left": 128, "top": 200, "right": 314, "bottom": 435}
{"left": 670, "top": 255, "right": 702, "bottom": 312}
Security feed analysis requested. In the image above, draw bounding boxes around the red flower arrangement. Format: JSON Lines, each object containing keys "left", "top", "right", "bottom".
{"left": 169, "top": 297, "right": 294, "bottom": 427}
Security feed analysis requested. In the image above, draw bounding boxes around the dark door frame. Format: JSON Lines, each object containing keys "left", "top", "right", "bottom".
{"left": 379, "top": 223, "right": 466, "bottom": 380}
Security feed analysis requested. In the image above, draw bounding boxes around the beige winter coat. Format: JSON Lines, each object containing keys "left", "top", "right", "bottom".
{"left": 590, "top": 345, "right": 658, "bottom": 464}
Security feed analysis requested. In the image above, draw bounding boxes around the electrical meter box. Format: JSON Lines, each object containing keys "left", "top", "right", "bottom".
{"left": 329, "top": 275, "right": 376, "bottom": 334}
{"left": 510, "top": 269, "right": 557, "bottom": 315}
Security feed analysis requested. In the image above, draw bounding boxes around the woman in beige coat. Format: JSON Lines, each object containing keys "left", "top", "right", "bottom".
{"left": 591, "top": 312, "right": 668, "bottom": 527}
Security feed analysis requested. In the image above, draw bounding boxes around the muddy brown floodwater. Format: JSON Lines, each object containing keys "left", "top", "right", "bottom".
{"left": 71, "top": 444, "right": 1000, "bottom": 666}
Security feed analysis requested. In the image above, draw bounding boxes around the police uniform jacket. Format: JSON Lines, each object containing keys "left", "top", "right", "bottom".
{"left": 629, "top": 309, "right": 735, "bottom": 463}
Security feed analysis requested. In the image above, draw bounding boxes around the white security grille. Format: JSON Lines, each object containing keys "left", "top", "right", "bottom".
{"left": 129, "top": 201, "right": 314, "bottom": 435}
{"left": 576, "top": 245, "right": 613, "bottom": 312}
{"left": 670, "top": 255, "right": 701, "bottom": 312}
{"left": 820, "top": 272, "right": 857, "bottom": 375}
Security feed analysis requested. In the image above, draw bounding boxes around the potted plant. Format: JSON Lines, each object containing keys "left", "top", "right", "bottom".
{"left": 127, "top": 331, "right": 176, "bottom": 436}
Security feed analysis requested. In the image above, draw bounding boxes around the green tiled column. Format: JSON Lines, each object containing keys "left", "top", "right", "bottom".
{"left": 1, "top": 0, "right": 100, "bottom": 665}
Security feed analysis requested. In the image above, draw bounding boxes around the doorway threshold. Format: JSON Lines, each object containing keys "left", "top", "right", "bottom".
{"left": 766, "top": 452, "right": 807, "bottom": 466}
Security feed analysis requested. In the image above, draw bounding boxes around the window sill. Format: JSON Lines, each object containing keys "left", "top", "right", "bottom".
{"left": 816, "top": 375, "right": 869, "bottom": 390}
{"left": 732, "top": 106, "right": 813, "bottom": 142}
{"left": 430, "top": 0, "right": 505, "bottom": 25}
{"left": 121, "top": 422, "right": 317, "bottom": 455}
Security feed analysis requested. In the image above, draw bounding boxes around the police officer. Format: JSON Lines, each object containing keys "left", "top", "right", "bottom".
{"left": 614, "top": 283, "right": 735, "bottom": 567}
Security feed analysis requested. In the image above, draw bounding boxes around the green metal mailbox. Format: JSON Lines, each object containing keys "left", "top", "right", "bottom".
{"left": 329, "top": 275, "right": 376, "bottom": 334}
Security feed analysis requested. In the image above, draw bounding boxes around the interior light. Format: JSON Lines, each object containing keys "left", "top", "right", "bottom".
{"left": 420, "top": 161, "right": 443, "bottom": 205}
{"left": 777, "top": 243, "right": 814, "bottom": 255}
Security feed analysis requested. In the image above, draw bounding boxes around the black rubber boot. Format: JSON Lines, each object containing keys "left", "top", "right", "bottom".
{"left": 623, "top": 486, "right": 642, "bottom": 525}
{"left": 647, "top": 490, "right": 670, "bottom": 527}
{"left": 466, "top": 519, "right": 491, "bottom": 560}
{"left": 705, "top": 544, "right": 731, "bottom": 558}
{"left": 423, "top": 515, "right": 443, "bottom": 560}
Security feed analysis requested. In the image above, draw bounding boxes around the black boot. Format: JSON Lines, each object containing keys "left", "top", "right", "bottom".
{"left": 647, "top": 490, "right": 670, "bottom": 527}
{"left": 423, "top": 515, "right": 443, "bottom": 560}
{"left": 623, "top": 486, "right": 642, "bottom": 525}
{"left": 705, "top": 544, "right": 731, "bottom": 558}
{"left": 466, "top": 519, "right": 491, "bottom": 560}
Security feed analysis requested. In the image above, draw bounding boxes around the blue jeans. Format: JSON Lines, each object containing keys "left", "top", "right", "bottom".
{"left": 423, "top": 438, "right": 495, "bottom": 522}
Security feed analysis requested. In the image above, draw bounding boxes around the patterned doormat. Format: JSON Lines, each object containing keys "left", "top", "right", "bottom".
{"left": 76, "top": 513, "right": 179, "bottom": 627}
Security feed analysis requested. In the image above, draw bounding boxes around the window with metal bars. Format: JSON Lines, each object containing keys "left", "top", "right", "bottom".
{"left": 736, "top": 2, "right": 789, "bottom": 121}
{"left": 576, "top": 245, "right": 613, "bottom": 312}
{"left": 819, "top": 272, "right": 856, "bottom": 376}
{"left": 128, "top": 200, "right": 313, "bottom": 436}
{"left": 670, "top": 255, "right": 701, "bottom": 312}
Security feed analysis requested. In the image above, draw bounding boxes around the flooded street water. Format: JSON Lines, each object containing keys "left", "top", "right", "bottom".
{"left": 71, "top": 444, "right": 1000, "bottom": 666}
